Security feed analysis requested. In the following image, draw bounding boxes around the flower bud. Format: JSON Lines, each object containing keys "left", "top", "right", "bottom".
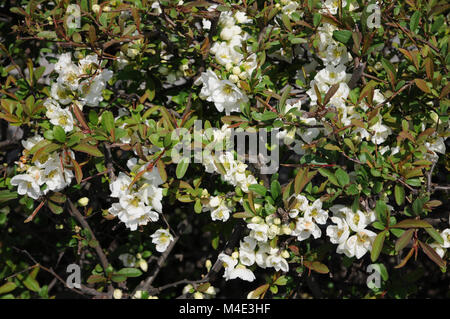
{"left": 231, "top": 251, "right": 239, "bottom": 259}
{"left": 139, "top": 259, "right": 148, "bottom": 272}
{"left": 193, "top": 292, "right": 204, "bottom": 299}
{"left": 92, "top": 4, "right": 100, "bottom": 13}
{"left": 205, "top": 259, "right": 212, "bottom": 272}
{"left": 281, "top": 225, "right": 292, "bottom": 235}
{"left": 229, "top": 74, "right": 239, "bottom": 83}
{"left": 251, "top": 216, "right": 263, "bottom": 224}
{"left": 232, "top": 66, "right": 241, "bottom": 75}
{"left": 113, "top": 289, "right": 123, "bottom": 299}
{"left": 281, "top": 250, "right": 290, "bottom": 259}
{"left": 78, "top": 197, "right": 89, "bottom": 207}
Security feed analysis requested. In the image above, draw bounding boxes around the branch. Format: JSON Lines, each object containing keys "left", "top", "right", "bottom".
{"left": 67, "top": 199, "right": 113, "bottom": 296}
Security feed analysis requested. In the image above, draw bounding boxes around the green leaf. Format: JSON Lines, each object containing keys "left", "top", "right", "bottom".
{"left": 335, "top": 168, "right": 350, "bottom": 187}
{"left": 375, "top": 200, "right": 388, "bottom": 225}
{"left": 53, "top": 126, "right": 66, "bottom": 143}
{"left": 425, "top": 227, "right": 444, "bottom": 245}
{"left": 248, "top": 184, "right": 267, "bottom": 197}
{"left": 391, "top": 219, "right": 432, "bottom": 229}
{"left": 333, "top": 30, "right": 353, "bottom": 44}
{"left": 279, "top": 85, "right": 291, "bottom": 114}
{"left": 281, "top": 13, "right": 292, "bottom": 31}
{"left": 87, "top": 275, "right": 106, "bottom": 284}
{"left": 72, "top": 143, "right": 103, "bottom": 157}
{"left": 0, "top": 282, "right": 16, "bottom": 295}
{"left": 318, "top": 168, "right": 339, "bottom": 187}
{"left": 410, "top": 11, "right": 421, "bottom": 33}
{"left": 0, "top": 190, "right": 18, "bottom": 202}
{"left": 111, "top": 274, "right": 127, "bottom": 283}
{"left": 116, "top": 268, "right": 143, "bottom": 278}
{"left": 233, "top": 211, "right": 254, "bottom": 219}
{"left": 101, "top": 111, "right": 115, "bottom": 133}
{"left": 47, "top": 201, "right": 63, "bottom": 215}
{"left": 176, "top": 158, "right": 190, "bottom": 179}
{"left": 303, "top": 261, "right": 329, "bottom": 274}
{"left": 371, "top": 230, "right": 387, "bottom": 262}
{"left": 23, "top": 275, "right": 40, "bottom": 292}
{"left": 274, "top": 276, "right": 288, "bottom": 286}
{"left": 395, "top": 229, "right": 414, "bottom": 252}
{"left": 270, "top": 180, "right": 282, "bottom": 200}
{"left": 418, "top": 241, "right": 446, "bottom": 268}
{"left": 394, "top": 185, "right": 405, "bottom": 206}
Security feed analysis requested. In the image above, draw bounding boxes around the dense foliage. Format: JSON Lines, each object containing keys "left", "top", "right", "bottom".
{"left": 0, "top": 0, "right": 449, "bottom": 299}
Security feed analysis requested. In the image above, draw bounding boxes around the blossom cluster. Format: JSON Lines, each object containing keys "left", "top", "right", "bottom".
{"left": 11, "top": 135, "right": 74, "bottom": 200}
{"left": 107, "top": 158, "right": 164, "bottom": 231}
{"left": 195, "top": 9, "right": 256, "bottom": 115}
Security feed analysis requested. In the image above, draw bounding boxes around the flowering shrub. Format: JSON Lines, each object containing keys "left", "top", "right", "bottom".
{"left": 0, "top": 0, "right": 449, "bottom": 299}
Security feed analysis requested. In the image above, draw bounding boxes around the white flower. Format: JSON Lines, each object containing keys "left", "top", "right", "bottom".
{"left": 218, "top": 11, "right": 235, "bottom": 27}
{"left": 78, "top": 69, "right": 113, "bottom": 106}
{"left": 292, "top": 218, "right": 322, "bottom": 241}
{"left": 109, "top": 172, "right": 132, "bottom": 198}
{"left": 202, "top": 18, "right": 211, "bottom": 30}
{"left": 50, "top": 82, "right": 72, "bottom": 105}
{"left": 266, "top": 253, "right": 289, "bottom": 272}
{"left": 239, "top": 249, "right": 256, "bottom": 267}
{"left": 42, "top": 156, "right": 73, "bottom": 191}
{"left": 326, "top": 216, "right": 350, "bottom": 248}
{"left": 78, "top": 54, "right": 99, "bottom": 74}
{"left": 344, "top": 229, "right": 377, "bottom": 259}
{"left": 219, "top": 252, "right": 256, "bottom": 282}
{"left": 369, "top": 119, "right": 392, "bottom": 145}
{"left": 150, "top": 229, "right": 174, "bottom": 252}
{"left": 425, "top": 136, "right": 446, "bottom": 157}
{"left": 234, "top": 11, "right": 251, "bottom": 24}
{"left": 321, "top": 0, "right": 347, "bottom": 15}
{"left": 441, "top": 229, "right": 450, "bottom": 248}
{"left": 211, "top": 202, "right": 231, "bottom": 222}
{"left": 345, "top": 209, "right": 369, "bottom": 232}
{"left": 288, "top": 194, "right": 309, "bottom": 218}
{"left": 315, "top": 64, "right": 347, "bottom": 85}
{"left": 247, "top": 223, "right": 269, "bottom": 242}
{"left": 282, "top": 1, "right": 299, "bottom": 17}
{"left": 227, "top": 264, "right": 256, "bottom": 282}
{"left": 305, "top": 199, "right": 328, "bottom": 225}
{"left": 10, "top": 171, "right": 42, "bottom": 200}
{"left": 220, "top": 25, "right": 242, "bottom": 41}
{"left": 323, "top": 43, "right": 349, "bottom": 66}
{"left": 47, "top": 106, "right": 74, "bottom": 133}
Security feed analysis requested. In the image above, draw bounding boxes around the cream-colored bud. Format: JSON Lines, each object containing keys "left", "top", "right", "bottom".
{"left": 182, "top": 284, "right": 193, "bottom": 294}
{"left": 92, "top": 4, "right": 100, "bottom": 13}
{"left": 238, "top": 72, "right": 248, "bottom": 80}
{"left": 139, "top": 259, "right": 148, "bottom": 272}
{"left": 281, "top": 225, "right": 292, "bottom": 235}
{"left": 78, "top": 197, "right": 89, "bottom": 207}
{"left": 232, "top": 66, "right": 241, "bottom": 75}
{"left": 251, "top": 216, "right": 263, "bottom": 224}
{"left": 281, "top": 250, "right": 290, "bottom": 259}
{"left": 205, "top": 259, "right": 212, "bottom": 272}
{"left": 113, "top": 289, "right": 123, "bottom": 299}
{"left": 193, "top": 292, "right": 204, "bottom": 299}
{"left": 231, "top": 251, "right": 239, "bottom": 259}
{"left": 229, "top": 74, "right": 239, "bottom": 83}
{"left": 273, "top": 217, "right": 281, "bottom": 225}
{"left": 225, "top": 63, "right": 233, "bottom": 71}
{"left": 205, "top": 286, "right": 216, "bottom": 295}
